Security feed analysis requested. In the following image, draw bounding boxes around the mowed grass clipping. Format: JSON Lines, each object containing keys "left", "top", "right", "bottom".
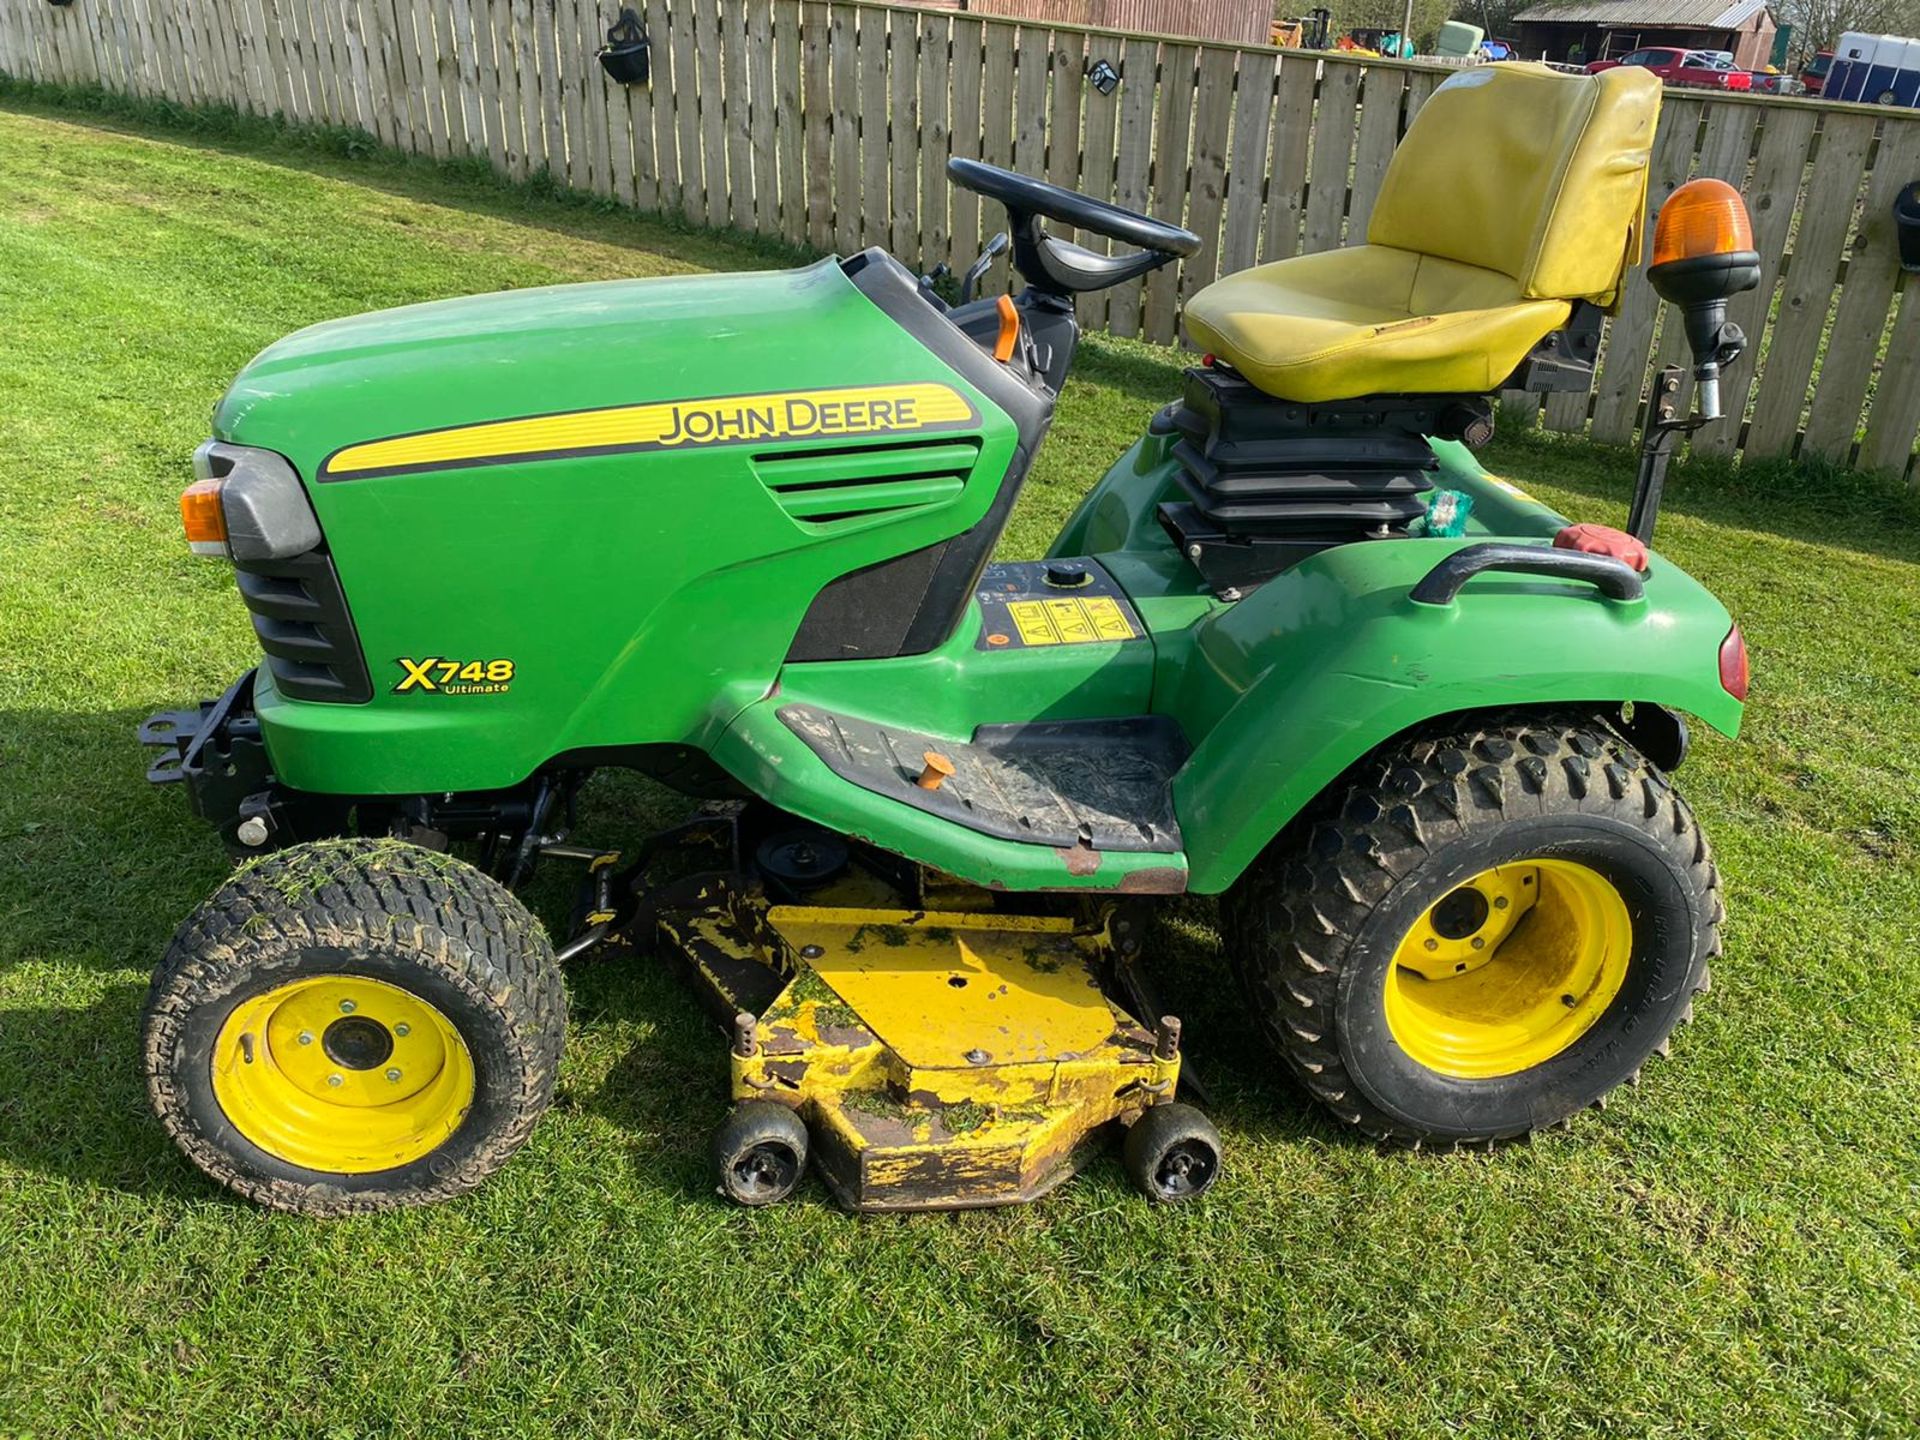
{"left": 2, "top": 93, "right": 1918, "bottom": 1439}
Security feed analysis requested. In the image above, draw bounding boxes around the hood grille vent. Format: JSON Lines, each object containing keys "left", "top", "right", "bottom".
{"left": 753, "top": 439, "right": 979, "bottom": 526}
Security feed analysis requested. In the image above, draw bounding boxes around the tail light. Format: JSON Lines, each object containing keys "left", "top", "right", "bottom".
{"left": 1719, "top": 622, "right": 1749, "bottom": 700}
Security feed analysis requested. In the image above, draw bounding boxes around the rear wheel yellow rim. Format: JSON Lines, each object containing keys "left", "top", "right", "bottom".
{"left": 1384, "top": 859, "right": 1632, "bottom": 1079}
{"left": 212, "top": 975, "right": 476, "bottom": 1173}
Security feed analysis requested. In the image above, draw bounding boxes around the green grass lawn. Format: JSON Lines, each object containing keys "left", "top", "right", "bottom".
{"left": 3, "top": 92, "right": 1919, "bottom": 1439}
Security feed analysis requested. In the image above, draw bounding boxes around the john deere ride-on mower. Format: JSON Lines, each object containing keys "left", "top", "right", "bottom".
{"left": 141, "top": 64, "right": 1756, "bottom": 1215}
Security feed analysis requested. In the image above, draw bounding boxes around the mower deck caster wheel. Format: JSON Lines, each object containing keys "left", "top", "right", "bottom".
{"left": 1124, "top": 1103, "right": 1221, "bottom": 1203}
{"left": 713, "top": 1100, "right": 809, "bottom": 1206}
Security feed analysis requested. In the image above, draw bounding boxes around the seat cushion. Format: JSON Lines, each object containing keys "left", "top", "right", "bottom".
{"left": 1182, "top": 245, "right": 1571, "bottom": 403}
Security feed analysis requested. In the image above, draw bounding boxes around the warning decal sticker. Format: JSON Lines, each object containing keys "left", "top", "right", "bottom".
{"left": 975, "top": 561, "right": 1146, "bottom": 651}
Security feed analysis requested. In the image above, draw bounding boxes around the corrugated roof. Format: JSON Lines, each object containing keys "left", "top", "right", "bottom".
{"left": 1511, "top": 0, "right": 1773, "bottom": 26}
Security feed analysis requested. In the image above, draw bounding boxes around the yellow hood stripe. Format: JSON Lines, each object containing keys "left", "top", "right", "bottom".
{"left": 323, "top": 383, "right": 978, "bottom": 478}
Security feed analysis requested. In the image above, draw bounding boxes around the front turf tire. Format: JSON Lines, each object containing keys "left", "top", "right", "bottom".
{"left": 143, "top": 839, "right": 566, "bottom": 1214}
{"left": 1222, "top": 713, "right": 1721, "bottom": 1148}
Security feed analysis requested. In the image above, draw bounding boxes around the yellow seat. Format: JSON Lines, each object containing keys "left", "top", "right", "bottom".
{"left": 1184, "top": 65, "right": 1662, "bottom": 404}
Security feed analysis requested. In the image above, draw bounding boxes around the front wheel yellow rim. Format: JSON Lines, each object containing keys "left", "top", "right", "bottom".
{"left": 1384, "top": 859, "right": 1632, "bottom": 1079}
{"left": 212, "top": 975, "right": 476, "bottom": 1173}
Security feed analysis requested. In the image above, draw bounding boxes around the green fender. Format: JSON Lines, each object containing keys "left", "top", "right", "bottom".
{"left": 1163, "top": 536, "right": 1743, "bottom": 894}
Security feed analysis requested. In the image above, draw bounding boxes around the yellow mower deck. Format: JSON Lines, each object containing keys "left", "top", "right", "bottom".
{"left": 662, "top": 903, "right": 1180, "bottom": 1211}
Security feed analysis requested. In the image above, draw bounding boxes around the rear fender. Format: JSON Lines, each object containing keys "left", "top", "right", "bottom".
{"left": 1167, "top": 538, "right": 1742, "bottom": 894}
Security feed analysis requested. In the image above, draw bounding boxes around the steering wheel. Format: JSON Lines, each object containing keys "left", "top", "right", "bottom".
{"left": 947, "top": 158, "right": 1201, "bottom": 297}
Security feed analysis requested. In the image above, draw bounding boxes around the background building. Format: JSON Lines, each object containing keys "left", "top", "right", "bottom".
{"left": 1510, "top": 0, "right": 1781, "bottom": 67}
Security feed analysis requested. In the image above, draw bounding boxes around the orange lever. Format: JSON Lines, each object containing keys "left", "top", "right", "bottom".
{"left": 992, "top": 295, "right": 1020, "bottom": 364}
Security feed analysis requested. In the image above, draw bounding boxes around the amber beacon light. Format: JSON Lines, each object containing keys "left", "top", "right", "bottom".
{"left": 1645, "top": 179, "right": 1761, "bottom": 422}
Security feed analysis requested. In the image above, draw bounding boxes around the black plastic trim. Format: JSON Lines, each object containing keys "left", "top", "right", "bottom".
{"left": 234, "top": 549, "right": 374, "bottom": 702}
{"left": 784, "top": 251, "right": 1057, "bottom": 663}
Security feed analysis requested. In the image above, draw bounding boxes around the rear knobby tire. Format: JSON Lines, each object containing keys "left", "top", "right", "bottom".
{"left": 1222, "top": 713, "right": 1720, "bottom": 1148}
{"left": 143, "top": 839, "right": 566, "bottom": 1214}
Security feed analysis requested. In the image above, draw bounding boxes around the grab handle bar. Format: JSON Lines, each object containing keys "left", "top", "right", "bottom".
{"left": 1410, "top": 543, "right": 1644, "bottom": 606}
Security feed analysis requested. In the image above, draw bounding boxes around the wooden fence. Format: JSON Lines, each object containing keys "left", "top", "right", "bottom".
{"left": 4, "top": 0, "right": 1918, "bottom": 477}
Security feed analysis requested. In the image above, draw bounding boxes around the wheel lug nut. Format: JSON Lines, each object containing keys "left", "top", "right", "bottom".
{"left": 394, "top": 1023, "right": 411, "bottom": 1037}
{"left": 1471, "top": 936, "right": 1486, "bottom": 949}
{"left": 1494, "top": 897, "right": 1509, "bottom": 910}
{"left": 339, "top": 999, "right": 356, "bottom": 1014}
{"left": 297, "top": 1031, "right": 314, "bottom": 1045}
{"left": 327, "top": 1074, "right": 344, "bottom": 1087}
{"left": 386, "top": 1068, "right": 402, "bottom": 1083}
{"left": 1424, "top": 938, "right": 1438, "bottom": 951}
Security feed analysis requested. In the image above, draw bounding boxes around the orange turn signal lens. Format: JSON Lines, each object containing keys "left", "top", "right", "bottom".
{"left": 180, "top": 477, "right": 229, "bottom": 556}
{"left": 1651, "top": 178, "right": 1754, "bottom": 268}
{"left": 993, "top": 294, "right": 1020, "bottom": 363}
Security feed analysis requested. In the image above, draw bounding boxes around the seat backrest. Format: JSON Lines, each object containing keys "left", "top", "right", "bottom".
{"left": 1366, "top": 64, "right": 1661, "bottom": 309}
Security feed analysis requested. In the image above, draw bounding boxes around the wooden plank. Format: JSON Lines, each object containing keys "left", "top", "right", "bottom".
{"left": 1178, "top": 45, "right": 1235, "bottom": 303}
{"left": 1346, "top": 64, "right": 1406, "bottom": 240}
{"left": 186, "top": 0, "right": 220, "bottom": 107}
{"left": 475, "top": 1, "right": 508, "bottom": 171}
{"left": 1073, "top": 29, "right": 1121, "bottom": 330}
{"left": 273, "top": 0, "right": 307, "bottom": 122}
{"left": 1401, "top": 64, "right": 1440, "bottom": 129}
{"left": 1861, "top": 273, "right": 1920, "bottom": 477}
{"left": 339, "top": 0, "right": 374, "bottom": 129}
{"left": 235, "top": 0, "right": 269, "bottom": 114}
{"left": 491, "top": 0, "right": 528, "bottom": 180}
{"left": 946, "top": 16, "right": 987, "bottom": 271}
{"left": 802, "top": 0, "right": 834, "bottom": 248}
{"left": 1589, "top": 98, "right": 1704, "bottom": 446}
{"left": 1804, "top": 121, "right": 1920, "bottom": 461}
{"left": 1743, "top": 113, "right": 1877, "bottom": 459}
{"left": 1217, "top": 49, "right": 1274, "bottom": 280}
{"left": 118, "top": 0, "right": 153, "bottom": 98}
{"left": 827, "top": 2, "right": 858, "bottom": 251}
{"left": 1011, "top": 23, "right": 1048, "bottom": 180}
{"left": 722, "top": 0, "right": 755, "bottom": 226}
{"left": 421, "top": 0, "right": 458, "bottom": 157}
{"left": 256, "top": 0, "right": 295, "bottom": 119}
{"left": 558, "top": 0, "right": 588, "bottom": 189}
{"left": 620, "top": 0, "right": 659, "bottom": 207}
{"left": 748, "top": 0, "right": 780, "bottom": 234}
{"left": 772, "top": 0, "right": 805, "bottom": 242}
{"left": 111, "top": 0, "right": 143, "bottom": 95}
{"left": 889, "top": 14, "right": 919, "bottom": 261}
{"left": 1047, "top": 29, "right": 1085, "bottom": 240}
{"left": 364, "top": 0, "right": 401, "bottom": 146}
{"left": 916, "top": 11, "right": 953, "bottom": 274}
{"left": 1261, "top": 53, "right": 1314, "bottom": 262}
{"left": 978, "top": 18, "right": 1016, "bottom": 291}
{"left": 227, "top": 0, "right": 256, "bottom": 111}
{"left": 583, "top": 0, "right": 614, "bottom": 197}
{"left": 448, "top": 0, "right": 486, "bottom": 157}
{"left": 535, "top": 0, "right": 568, "bottom": 178}
{"left": 382, "top": 0, "right": 422, "bottom": 151}
{"left": 696, "top": 0, "right": 729, "bottom": 227}
{"left": 641, "top": 0, "right": 677, "bottom": 210}
{"left": 1142, "top": 41, "right": 1194, "bottom": 344}
{"left": 1106, "top": 35, "right": 1156, "bottom": 338}
{"left": 1303, "top": 59, "right": 1359, "bottom": 255}
{"left": 314, "top": 0, "right": 348, "bottom": 125}
{"left": 858, "top": 6, "right": 891, "bottom": 252}
{"left": 1695, "top": 104, "right": 1818, "bottom": 458}
{"left": 670, "top": 0, "right": 704, "bottom": 216}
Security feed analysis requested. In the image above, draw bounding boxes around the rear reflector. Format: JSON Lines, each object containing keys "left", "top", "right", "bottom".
{"left": 180, "top": 477, "right": 229, "bottom": 558}
{"left": 1718, "top": 622, "right": 1749, "bottom": 701}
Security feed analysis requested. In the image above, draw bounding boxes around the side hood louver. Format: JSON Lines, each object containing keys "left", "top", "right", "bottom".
{"left": 752, "top": 439, "right": 980, "bottom": 527}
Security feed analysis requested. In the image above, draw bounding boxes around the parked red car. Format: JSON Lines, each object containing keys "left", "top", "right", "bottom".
{"left": 1587, "top": 47, "right": 1755, "bottom": 91}
{"left": 1799, "top": 49, "right": 1834, "bottom": 94}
